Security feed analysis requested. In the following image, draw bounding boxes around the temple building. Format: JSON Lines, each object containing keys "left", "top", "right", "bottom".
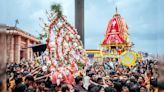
{"left": 0, "top": 24, "right": 39, "bottom": 63}
{"left": 100, "top": 8, "right": 133, "bottom": 56}
{"left": 87, "top": 8, "right": 133, "bottom": 58}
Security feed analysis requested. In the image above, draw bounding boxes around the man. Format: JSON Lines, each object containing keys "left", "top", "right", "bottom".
{"left": 140, "top": 86, "right": 148, "bottom": 92}
{"left": 24, "top": 75, "right": 35, "bottom": 92}
{"left": 122, "top": 85, "right": 130, "bottom": 92}
{"left": 62, "top": 84, "right": 75, "bottom": 92}
{"left": 62, "top": 84, "right": 69, "bottom": 92}
{"left": 83, "top": 70, "right": 90, "bottom": 90}
{"left": 104, "top": 78, "right": 114, "bottom": 87}
{"left": 138, "top": 76, "right": 146, "bottom": 86}
{"left": 67, "top": 84, "right": 75, "bottom": 92}
{"left": 74, "top": 76, "right": 86, "bottom": 92}
{"left": 97, "top": 78, "right": 104, "bottom": 85}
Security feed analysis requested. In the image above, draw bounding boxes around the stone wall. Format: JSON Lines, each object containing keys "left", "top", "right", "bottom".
{"left": 0, "top": 33, "right": 7, "bottom": 92}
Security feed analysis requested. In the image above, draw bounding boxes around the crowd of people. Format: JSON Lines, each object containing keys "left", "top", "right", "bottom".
{"left": 5, "top": 57, "right": 160, "bottom": 92}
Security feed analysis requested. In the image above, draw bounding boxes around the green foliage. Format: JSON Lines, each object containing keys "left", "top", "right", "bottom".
{"left": 77, "top": 61, "right": 85, "bottom": 70}
{"left": 51, "top": 3, "right": 63, "bottom": 18}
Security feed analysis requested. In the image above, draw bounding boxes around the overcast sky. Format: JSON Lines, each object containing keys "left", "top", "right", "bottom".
{"left": 0, "top": 0, "right": 163, "bottom": 55}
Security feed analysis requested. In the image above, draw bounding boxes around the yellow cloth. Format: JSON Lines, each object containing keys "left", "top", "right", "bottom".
{"left": 145, "top": 79, "right": 150, "bottom": 90}
{"left": 9, "top": 80, "right": 15, "bottom": 89}
{"left": 9, "top": 80, "right": 15, "bottom": 90}
{"left": 154, "top": 88, "right": 158, "bottom": 92}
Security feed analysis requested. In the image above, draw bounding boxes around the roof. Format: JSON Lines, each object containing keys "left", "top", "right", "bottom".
{"left": 0, "top": 24, "right": 36, "bottom": 37}
{"left": 0, "top": 24, "right": 8, "bottom": 28}
{"left": 0, "top": 24, "right": 39, "bottom": 42}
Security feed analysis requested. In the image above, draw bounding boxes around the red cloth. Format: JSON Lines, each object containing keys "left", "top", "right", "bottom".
{"left": 102, "top": 16, "right": 127, "bottom": 45}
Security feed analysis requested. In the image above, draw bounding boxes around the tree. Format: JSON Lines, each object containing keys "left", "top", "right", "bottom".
{"left": 51, "top": 3, "right": 63, "bottom": 18}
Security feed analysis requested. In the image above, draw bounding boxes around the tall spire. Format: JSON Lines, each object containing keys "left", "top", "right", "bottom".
{"left": 114, "top": 5, "right": 120, "bottom": 17}
{"left": 115, "top": 6, "right": 118, "bottom": 14}
{"left": 114, "top": 0, "right": 119, "bottom": 15}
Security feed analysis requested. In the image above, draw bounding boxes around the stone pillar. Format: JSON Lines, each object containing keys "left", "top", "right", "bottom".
{"left": 14, "top": 36, "right": 21, "bottom": 64}
{"left": 30, "top": 48, "right": 33, "bottom": 62}
{"left": 9, "top": 35, "right": 14, "bottom": 62}
{"left": 30, "top": 42, "right": 33, "bottom": 62}
{"left": 75, "top": 0, "right": 85, "bottom": 47}
{"left": 11, "top": 36, "right": 14, "bottom": 62}
{"left": 6, "top": 35, "right": 10, "bottom": 62}
{"left": 26, "top": 39, "right": 30, "bottom": 60}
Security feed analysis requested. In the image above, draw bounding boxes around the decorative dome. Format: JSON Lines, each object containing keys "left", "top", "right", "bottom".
{"left": 102, "top": 12, "right": 129, "bottom": 45}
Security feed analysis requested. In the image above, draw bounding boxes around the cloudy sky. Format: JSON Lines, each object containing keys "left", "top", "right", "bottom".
{"left": 0, "top": 0, "right": 163, "bottom": 55}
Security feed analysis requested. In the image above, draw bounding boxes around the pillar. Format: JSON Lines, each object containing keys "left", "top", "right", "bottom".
{"left": 6, "top": 35, "right": 10, "bottom": 62}
{"left": 75, "top": 0, "right": 85, "bottom": 47}
{"left": 26, "top": 39, "right": 30, "bottom": 60}
{"left": 30, "top": 42, "right": 34, "bottom": 62}
{"left": 9, "top": 35, "right": 14, "bottom": 62}
{"left": 14, "top": 36, "right": 21, "bottom": 63}
{"left": 30, "top": 47, "right": 33, "bottom": 62}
